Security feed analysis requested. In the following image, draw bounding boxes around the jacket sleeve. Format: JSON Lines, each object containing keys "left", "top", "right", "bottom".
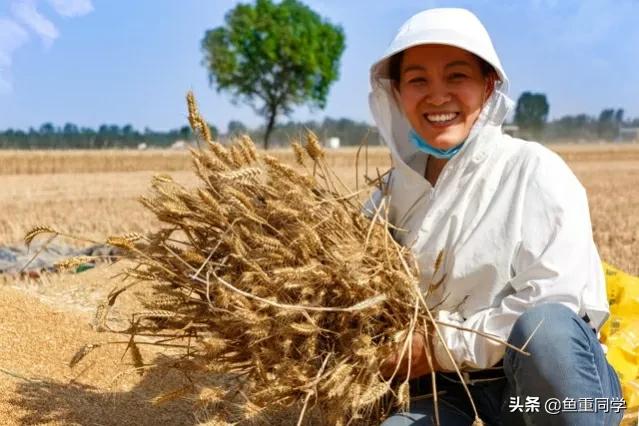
{"left": 431, "top": 149, "right": 605, "bottom": 371}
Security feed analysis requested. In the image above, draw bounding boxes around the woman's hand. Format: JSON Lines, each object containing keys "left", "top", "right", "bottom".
{"left": 380, "top": 329, "right": 438, "bottom": 380}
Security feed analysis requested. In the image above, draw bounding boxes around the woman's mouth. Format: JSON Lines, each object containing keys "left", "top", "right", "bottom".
{"left": 424, "top": 112, "right": 460, "bottom": 127}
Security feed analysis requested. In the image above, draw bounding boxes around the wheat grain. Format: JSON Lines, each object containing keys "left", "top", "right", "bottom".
{"left": 354, "top": 380, "right": 390, "bottom": 408}
{"left": 186, "top": 91, "right": 200, "bottom": 133}
{"left": 289, "top": 322, "right": 320, "bottom": 335}
{"left": 305, "top": 131, "right": 325, "bottom": 161}
{"left": 106, "top": 236, "right": 135, "bottom": 250}
{"left": 197, "top": 116, "right": 213, "bottom": 144}
{"left": 292, "top": 141, "right": 306, "bottom": 165}
{"left": 24, "top": 225, "right": 57, "bottom": 246}
{"left": 54, "top": 255, "right": 94, "bottom": 271}
{"left": 219, "top": 167, "right": 262, "bottom": 184}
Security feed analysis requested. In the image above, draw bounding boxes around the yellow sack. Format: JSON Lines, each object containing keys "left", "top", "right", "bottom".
{"left": 601, "top": 262, "right": 639, "bottom": 411}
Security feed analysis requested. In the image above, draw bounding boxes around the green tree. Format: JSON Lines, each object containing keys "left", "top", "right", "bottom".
{"left": 39, "top": 123, "right": 55, "bottom": 135}
{"left": 201, "top": 0, "right": 345, "bottom": 149}
{"left": 179, "top": 125, "right": 192, "bottom": 141}
{"left": 514, "top": 92, "right": 550, "bottom": 138}
{"left": 597, "top": 108, "right": 624, "bottom": 139}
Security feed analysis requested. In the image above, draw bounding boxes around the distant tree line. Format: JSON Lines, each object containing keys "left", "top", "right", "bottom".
{"left": 0, "top": 117, "right": 376, "bottom": 149}
{"left": 512, "top": 91, "right": 639, "bottom": 141}
{"left": 3, "top": 103, "right": 639, "bottom": 149}
{"left": 232, "top": 117, "right": 377, "bottom": 148}
{"left": 0, "top": 122, "right": 218, "bottom": 149}
{"left": 542, "top": 108, "right": 638, "bottom": 141}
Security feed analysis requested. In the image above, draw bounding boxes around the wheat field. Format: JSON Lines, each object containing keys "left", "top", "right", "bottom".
{"left": 0, "top": 144, "right": 638, "bottom": 425}
{"left": 2, "top": 144, "right": 638, "bottom": 274}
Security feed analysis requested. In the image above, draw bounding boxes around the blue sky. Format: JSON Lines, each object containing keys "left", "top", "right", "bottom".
{"left": 1, "top": 0, "right": 638, "bottom": 132}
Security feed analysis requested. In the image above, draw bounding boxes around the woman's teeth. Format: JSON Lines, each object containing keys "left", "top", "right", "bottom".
{"left": 426, "top": 112, "right": 459, "bottom": 123}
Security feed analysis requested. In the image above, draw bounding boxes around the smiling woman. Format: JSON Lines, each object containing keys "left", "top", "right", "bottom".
{"left": 366, "top": 7, "right": 625, "bottom": 426}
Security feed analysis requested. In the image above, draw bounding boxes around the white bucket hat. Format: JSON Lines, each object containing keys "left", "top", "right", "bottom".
{"left": 371, "top": 8, "right": 509, "bottom": 92}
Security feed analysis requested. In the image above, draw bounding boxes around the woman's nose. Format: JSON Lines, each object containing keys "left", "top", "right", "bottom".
{"left": 425, "top": 83, "right": 452, "bottom": 105}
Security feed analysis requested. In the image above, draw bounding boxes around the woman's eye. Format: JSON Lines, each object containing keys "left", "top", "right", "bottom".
{"left": 408, "top": 77, "right": 426, "bottom": 85}
{"left": 450, "top": 73, "right": 468, "bottom": 80}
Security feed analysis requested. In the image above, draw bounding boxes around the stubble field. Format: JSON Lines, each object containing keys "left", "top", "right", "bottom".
{"left": 2, "top": 144, "right": 638, "bottom": 274}
{"left": 0, "top": 144, "right": 638, "bottom": 425}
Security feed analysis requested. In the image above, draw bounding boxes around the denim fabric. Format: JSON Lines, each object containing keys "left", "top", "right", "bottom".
{"left": 381, "top": 303, "right": 624, "bottom": 425}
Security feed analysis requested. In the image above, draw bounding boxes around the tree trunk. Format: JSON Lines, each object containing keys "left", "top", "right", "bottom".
{"left": 263, "top": 105, "right": 277, "bottom": 150}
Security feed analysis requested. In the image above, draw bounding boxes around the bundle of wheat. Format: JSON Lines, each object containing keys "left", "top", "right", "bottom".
{"left": 57, "top": 93, "right": 488, "bottom": 426}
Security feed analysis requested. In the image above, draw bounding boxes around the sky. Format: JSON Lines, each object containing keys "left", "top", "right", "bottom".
{"left": 0, "top": 0, "right": 638, "bottom": 132}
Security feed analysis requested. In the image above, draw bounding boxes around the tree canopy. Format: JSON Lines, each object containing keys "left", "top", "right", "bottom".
{"left": 514, "top": 92, "right": 550, "bottom": 138}
{"left": 201, "top": 0, "right": 346, "bottom": 149}
{"left": 597, "top": 108, "right": 625, "bottom": 139}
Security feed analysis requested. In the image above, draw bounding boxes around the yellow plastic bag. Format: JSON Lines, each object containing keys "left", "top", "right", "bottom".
{"left": 601, "top": 262, "right": 639, "bottom": 411}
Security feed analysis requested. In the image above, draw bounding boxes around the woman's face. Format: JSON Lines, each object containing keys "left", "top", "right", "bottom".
{"left": 396, "top": 44, "right": 494, "bottom": 150}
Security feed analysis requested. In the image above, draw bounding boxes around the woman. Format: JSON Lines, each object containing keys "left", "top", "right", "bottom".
{"left": 367, "top": 8, "right": 624, "bottom": 426}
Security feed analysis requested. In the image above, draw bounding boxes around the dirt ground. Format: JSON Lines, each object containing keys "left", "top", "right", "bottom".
{"left": 1, "top": 144, "right": 638, "bottom": 425}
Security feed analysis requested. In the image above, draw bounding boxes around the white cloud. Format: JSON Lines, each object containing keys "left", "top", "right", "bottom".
{"left": 0, "top": 18, "right": 30, "bottom": 93}
{"left": 0, "top": 18, "right": 29, "bottom": 67}
{"left": 47, "top": 0, "right": 93, "bottom": 17}
{"left": 0, "top": 0, "right": 94, "bottom": 94}
{"left": 11, "top": 0, "right": 59, "bottom": 46}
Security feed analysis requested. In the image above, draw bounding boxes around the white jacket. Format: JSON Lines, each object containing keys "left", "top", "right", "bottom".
{"left": 367, "top": 8, "right": 609, "bottom": 371}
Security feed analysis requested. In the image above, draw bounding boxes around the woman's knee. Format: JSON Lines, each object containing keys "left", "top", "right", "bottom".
{"left": 506, "top": 303, "right": 583, "bottom": 353}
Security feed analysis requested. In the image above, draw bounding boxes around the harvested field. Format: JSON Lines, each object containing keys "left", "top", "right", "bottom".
{"left": 1, "top": 143, "right": 638, "bottom": 424}
{"left": 2, "top": 144, "right": 637, "bottom": 273}
{"left": 0, "top": 148, "right": 391, "bottom": 245}
{"left": 0, "top": 146, "right": 390, "bottom": 175}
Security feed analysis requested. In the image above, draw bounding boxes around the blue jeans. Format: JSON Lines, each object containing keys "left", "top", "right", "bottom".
{"left": 381, "top": 303, "right": 624, "bottom": 425}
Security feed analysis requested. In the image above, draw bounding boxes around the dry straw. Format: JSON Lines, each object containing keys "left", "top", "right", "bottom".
{"left": 48, "top": 91, "right": 533, "bottom": 425}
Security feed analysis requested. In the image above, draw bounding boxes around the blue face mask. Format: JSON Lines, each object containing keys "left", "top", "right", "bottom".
{"left": 408, "top": 129, "right": 465, "bottom": 160}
